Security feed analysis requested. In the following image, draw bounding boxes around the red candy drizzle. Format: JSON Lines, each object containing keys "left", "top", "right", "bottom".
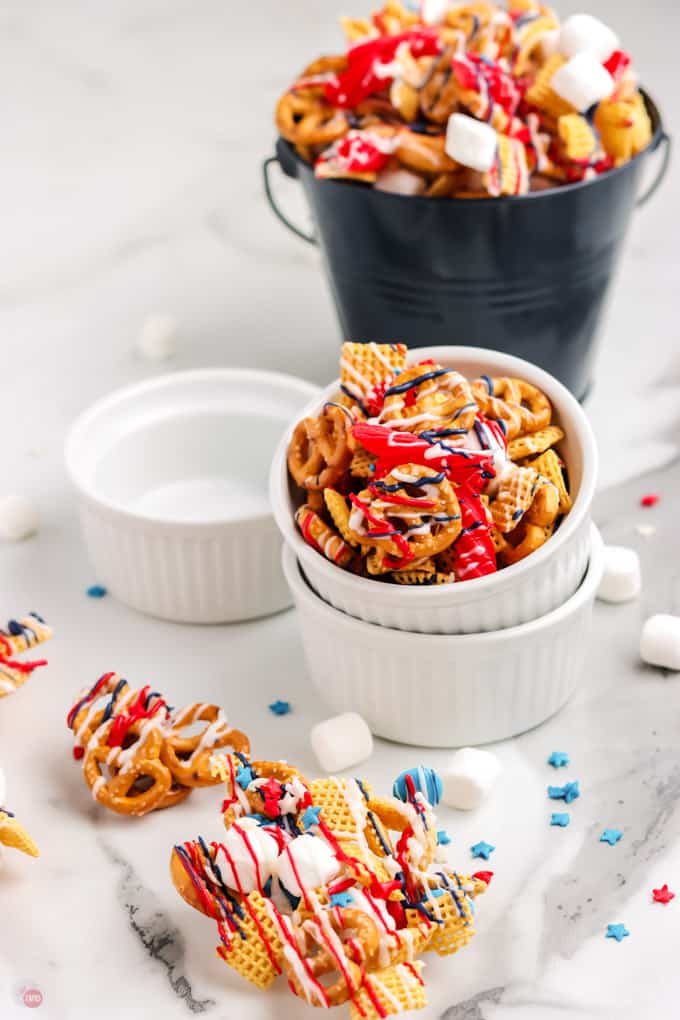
{"left": 324, "top": 29, "right": 442, "bottom": 108}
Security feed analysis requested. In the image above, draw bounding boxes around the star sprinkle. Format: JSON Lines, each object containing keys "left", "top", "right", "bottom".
{"left": 652, "top": 884, "right": 675, "bottom": 904}
{"left": 330, "top": 891, "right": 354, "bottom": 908}
{"left": 301, "top": 805, "right": 322, "bottom": 830}
{"left": 86, "top": 585, "right": 107, "bottom": 598}
{"left": 547, "top": 751, "right": 570, "bottom": 768}
{"left": 471, "top": 841, "right": 495, "bottom": 860}
{"left": 640, "top": 493, "right": 660, "bottom": 508}
{"left": 268, "top": 700, "right": 291, "bottom": 716}
{"left": 548, "top": 780, "right": 580, "bottom": 804}
{"left": 437, "top": 830, "right": 451, "bottom": 845}
{"left": 551, "top": 813, "right": 570, "bottom": 827}
{"left": 600, "top": 828, "right": 623, "bottom": 846}
{"left": 606, "top": 923, "right": 629, "bottom": 942}
{"left": 236, "top": 764, "right": 255, "bottom": 790}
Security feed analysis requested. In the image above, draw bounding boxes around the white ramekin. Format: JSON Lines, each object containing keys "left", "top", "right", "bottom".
{"left": 66, "top": 369, "right": 319, "bottom": 624}
{"left": 284, "top": 523, "right": 603, "bottom": 747}
{"left": 271, "top": 345, "right": 597, "bottom": 634}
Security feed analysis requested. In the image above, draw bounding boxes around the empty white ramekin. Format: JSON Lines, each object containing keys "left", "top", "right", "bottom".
{"left": 271, "top": 346, "right": 597, "bottom": 634}
{"left": 66, "top": 369, "right": 319, "bottom": 623}
{"left": 284, "top": 524, "right": 603, "bottom": 747}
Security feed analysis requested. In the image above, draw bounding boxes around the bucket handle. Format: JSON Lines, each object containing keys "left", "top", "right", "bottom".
{"left": 263, "top": 154, "right": 317, "bottom": 245}
{"left": 636, "top": 131, "right": 672, "bottom": 208}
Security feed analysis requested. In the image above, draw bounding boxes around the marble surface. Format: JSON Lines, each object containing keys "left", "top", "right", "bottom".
{"left": 1, "top": 1, "right": 679, "bottom": 1018}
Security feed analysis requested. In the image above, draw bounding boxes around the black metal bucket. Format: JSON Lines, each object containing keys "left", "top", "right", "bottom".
{"left": 264, "top": 92, "right": 669, "bottom": 399}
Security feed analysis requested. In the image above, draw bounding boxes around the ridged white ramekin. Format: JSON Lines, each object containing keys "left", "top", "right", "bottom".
{"left": 66, "top": 369, "right": 319, "bottom": 623}
{"left": 271, "top": 345, "right": 597, "bottom": 634}
{"left": 284, "top": 524, "right": 603, "bottom": 747}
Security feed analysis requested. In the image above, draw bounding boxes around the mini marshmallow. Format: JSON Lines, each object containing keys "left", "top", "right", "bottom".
{"left": 213, "top": 817, "right": 280, "bottom": 894}
{"left": 441, "top": 747, "right": 501, "bottom": 810}
{"left": 277, "top": 833, "right": 341, "bottom": 896}
{"left": 597, "top": 545, "right": 641, "bottom": 603}
{"left": 0, "top": 494, "right": 39, "bottom": 541}
{"left": 445, "top": 113, "right": 498, "bottom": 173}
{"left": 137, "top": 314, "right": 178, "bottom": 361}
{"left": 551, "top": 52, "right": 614, "bottom": 113}
{"left": 375, "top": 167, "right": 426, "bottom": 196}
{"left": 420, "top": 0, "right": 450, "bottom": 25}
{"left": 559, "top": 14, "right": 619, "bottom": 63}
{"left": 310, "top": 712, "right": 373, "bottom": 773}
{"left": 640, "top": 615, "right": 680, "bottom": 671}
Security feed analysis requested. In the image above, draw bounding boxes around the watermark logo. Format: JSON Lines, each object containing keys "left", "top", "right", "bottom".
{"left": 23, "top": 988, "right": 43, "bottom": 1009}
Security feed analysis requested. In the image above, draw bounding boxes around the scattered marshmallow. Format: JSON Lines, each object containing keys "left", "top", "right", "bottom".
{"left": 640, "top": 615, "right": 680, "bottom": 671}
{"left": 375, "top": 167, "right": 427, "bottom": 196}
{"left": 636, "top": 524, "right": 657, "bottom": 538}
{"left": 597, "top": 545, "right": 641, "bottom": 603}
{"left": 310, "top": 712, "right": 373, "bottom": 773}
{"left": 551, "top": 53, "right": 615, "bottom": 113}
{"left": 441, "top": 747, "right": 501, "bottom": 811}
{"left": 559, "top": 14, "right": 619, "bottom": 63}
{"left": 137, "top": 314, "right": 179, "bottom": 361}
{"left": 0, "top": 494, "right": 39, "bottom": 542}
{"left": 277, "top": 833, "right": 341, "bottom": 896}
{"left": 445, "top": 114, "right": 498, "bottom": 173}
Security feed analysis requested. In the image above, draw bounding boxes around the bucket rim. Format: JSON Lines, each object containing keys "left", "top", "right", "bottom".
{"left": 278, "top": 88, "right": 664, "bottom": 205}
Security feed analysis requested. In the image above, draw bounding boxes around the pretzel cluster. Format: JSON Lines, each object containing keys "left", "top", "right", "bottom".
{"left": 172, "top": 756, "right": 486, "bottom": 1016}
{"left": 275, "top": 1, "right": 652, "bottom": 198}
{"left": 67, "top": 673, "right": 250, "bottom": 816}
{"left": 287, "top": 342, "right": 572, "bottom": 582}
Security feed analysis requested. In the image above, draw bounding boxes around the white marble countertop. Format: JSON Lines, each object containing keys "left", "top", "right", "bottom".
{"left": 1, "top": 1, "right": 679, "bottom": 1018}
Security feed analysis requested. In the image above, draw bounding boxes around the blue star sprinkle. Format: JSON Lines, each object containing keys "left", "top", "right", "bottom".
{"left": 437, "top": 830, "right": 451, "bottom": 846}
{"left": 236, "top": 765, "right": 255, "bottom": 790}
{"left": 548, "top": 780, "right": 580, "bottom": 804}
{"left": 547, "top": 751, "right": 570, "bottom": 768}
{"left": 606, "top": 923, "right": 629, "bottom": 942}
{"left": 471, "top": 841, "right": 495, "bottom": 860}
{"left": 301, "top": 805, "right": 322, "bottom": 830}
{"left": 551, "top": 813, "right": 570, "bottom": 827}
{"left": 86, "top": 585, "right": 107, "bottom": 599}
{"left": 600, "top": 828, "right": 623, "bottom": 846}
{"left": 330, "top": 891, "right": 354, "bottom": 908}
{"left": 268, "top": 700, "right": 291, "bottom": 716}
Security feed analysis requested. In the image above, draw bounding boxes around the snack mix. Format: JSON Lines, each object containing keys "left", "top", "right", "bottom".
{"left": 172, "top": 757, "right": 486, "bottom": 1016}
{"left": 287, "top": 342, "right": 571, "bottom": 582}
{"left": 0, "top": 613, "right": 52, "bottom": 699}
{"left": 67, "top": 672, "right": 250, "bottom": 816}
{"left": 275, "top": 1, "right": 652, "bottom": 197}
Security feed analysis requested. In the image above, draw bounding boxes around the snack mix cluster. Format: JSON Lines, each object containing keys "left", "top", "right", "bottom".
{"left": 288, "top": 342, "right": 571, "bottom": 583}
{"left": 276, "top": 1, "right": 652, "bottom": 197}
{"left": 67, "top": 672, "right": 250, "bottom": 816}
{"left": 173, "top": 758, "right": 487, "bottom": 1017}
{"left": 0, "top": 612, "right": 52, "bottom": 859}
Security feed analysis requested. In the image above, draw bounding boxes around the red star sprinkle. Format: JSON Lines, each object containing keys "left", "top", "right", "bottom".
{"left": 640, "top": 493, "right": 660, "bottom": 507}
{"left": 652, "top": 884, "right": 675, "bottom": 904}
{"left": 473, "top": 871, "right": 494, "bottom": 885}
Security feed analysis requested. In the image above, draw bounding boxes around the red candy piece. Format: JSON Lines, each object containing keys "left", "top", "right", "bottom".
{"left": 652, "top": 884, "right": 675, "bottom": 904}
{"left": 319, "top": 132, "right": 392, "bottom": 176}
{"left": 325, "top": 29, "right": 442, "bottom": 109}
{"left": 352, "top": 423, "right": 495, "bottom": 488}
{"left": 449, "top": 485, "right": 497, "bottom": 581}
{"left": 473, "top": 870, "right": 494, "bottom": 885}
{"left": 604, "top": 50, "right": 632, "bottom": 81}
{"left": 640, "top": 493, "right": 660, "bottom": 508}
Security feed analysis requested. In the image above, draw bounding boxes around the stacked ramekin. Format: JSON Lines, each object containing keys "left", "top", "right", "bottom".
{"left": 271, "top": 346, "right": 603, "bottom": 747}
